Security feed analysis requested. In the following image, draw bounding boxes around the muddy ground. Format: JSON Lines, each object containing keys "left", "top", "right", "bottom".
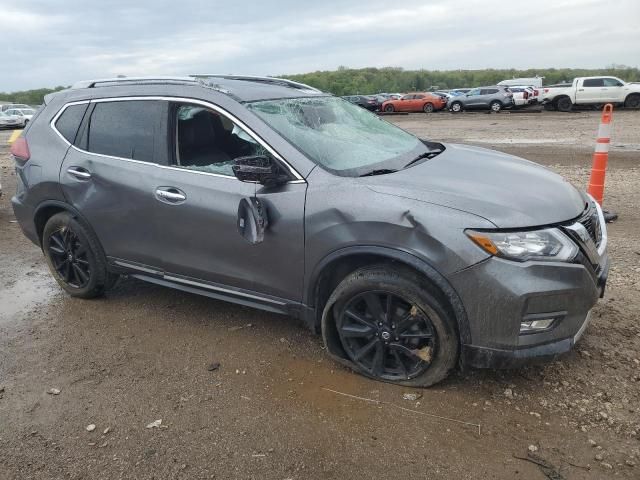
{"left": 0, "top": 110, "right": 639, "bottom": 479}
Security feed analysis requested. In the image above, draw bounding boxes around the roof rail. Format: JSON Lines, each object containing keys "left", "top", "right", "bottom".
{"left": 190, "top": 74, "right": 322, "bottom": 92}
{"left": 71, "top": 76, "right": 199, "bottom": 89}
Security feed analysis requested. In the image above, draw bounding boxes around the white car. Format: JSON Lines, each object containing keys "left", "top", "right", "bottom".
{"left": 541, "top": 76, "right": 640, "bottom": 111}
{"left": 0, "top": 103, "right": 30, "bottom": 112}
{"left": 4, "top": 108, "right": 36, "bottom": 127}
{"left": 0, "top": 110, "right": 22, "bottom": 129}
{"left": 508, "top": 86, "right": 535, "bottom": 107}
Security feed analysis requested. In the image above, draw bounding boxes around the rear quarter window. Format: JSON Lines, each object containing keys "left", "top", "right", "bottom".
{"left": 54, "top": 104, "right": 89, "bottom": 144}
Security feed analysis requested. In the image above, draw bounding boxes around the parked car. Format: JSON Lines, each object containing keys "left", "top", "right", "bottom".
{"left": 11, "top": 75, "right": 608, "bottom": 387}
{"left": 498, "top": 77, "right": 544, "bottom": 89}
{"left": 541, "top": 76, "right": 640, "bottom": 111}
{"left": 342, "top": 95, "right": 379, "bottom": 111}
{"left": 381, "top": 92, "right": 446, "bottom": 113}
{"left": 5, "top": 108, "right": 36, "bottom": 126}
{"left": 508, "top": 86, "right": 534, "bottom": 107}
{"left": 0, "top": 111, "right": 22, "bottom": 129}
{"left": 447, "top": 86, "right": 514, "bottom": 112}
{"left": 1, "top": 103, "right": 31, "bottom": 112}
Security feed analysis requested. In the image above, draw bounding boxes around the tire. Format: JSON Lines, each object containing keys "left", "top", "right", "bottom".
{"left": 423, "top": 102, "right": 434, "bottom": 113}
{"left": 624, "top": 94, "right": 640, "bottom": 109}
{"left": 326, "top": 265, "right": 458, "bottom": 387}
{"left": 556, "top": 96, "right": 573, "bottom": 112}
{"left": 42, "top": 211, "right": 117, "bottom": 298}
{"left": 384, "top": 104, "right": 395, "bottom": 112}
{"left": 489, "top": 101, "right": 502, "bottom": 112}
{"left": 450, "top": 102, "right": 463, "bottom": 113}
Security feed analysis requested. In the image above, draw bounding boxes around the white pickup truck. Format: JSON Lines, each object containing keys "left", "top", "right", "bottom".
{"left": 541, "top": 76, "right": 640, "bottom": 111}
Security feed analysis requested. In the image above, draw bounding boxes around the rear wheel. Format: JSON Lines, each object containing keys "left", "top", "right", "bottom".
{"left": 624, "top": 94, "right": 640, "bottom": 109}
{"left": 556, "top": 96, "right": 573, "bottom": 112}
{"left": 489, "top": 100, "right": 502, "bottom": 112}
{"left": 450, "top": 102, "right": 463, "bottom": 113}
{"left": 423, "top": 102, "right": 434, "bottom": 113}
{"left": 42, "top": 212, "right": 117, "bottom": 298}
{"left": 384, "top": 104, "right": 395, "bottom": 112}
{"left": 328, "top": 266, "right": 458, "bottom": 387}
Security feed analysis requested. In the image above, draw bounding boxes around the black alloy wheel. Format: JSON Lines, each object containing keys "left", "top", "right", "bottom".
{"left": 336, "top": 290, "right": 438, "bottom": 381}
{"left": 47, "top": 226, "right": 91, "bottom": 289}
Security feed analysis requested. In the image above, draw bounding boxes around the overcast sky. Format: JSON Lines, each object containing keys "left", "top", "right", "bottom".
{"left": 2, "top": 0, "right": 639, "bottom": 91}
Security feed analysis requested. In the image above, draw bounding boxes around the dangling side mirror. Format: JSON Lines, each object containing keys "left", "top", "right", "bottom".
{"left": 237, "top": 197, "right": 268, "bottom": 244}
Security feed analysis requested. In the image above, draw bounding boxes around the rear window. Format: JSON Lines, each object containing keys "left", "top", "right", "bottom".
{"left": 55, "top": 104, "right": 89, "bottom": 144}
{"left": 86, "top": 101, "right": 163, "bottom": 163}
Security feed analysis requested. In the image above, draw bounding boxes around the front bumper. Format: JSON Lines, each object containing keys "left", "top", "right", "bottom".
{"left": 453, "top": 252, "right": 608, "bottom": 369}
{"left": 450, "top": 196, "right": 608, "bottom": 370}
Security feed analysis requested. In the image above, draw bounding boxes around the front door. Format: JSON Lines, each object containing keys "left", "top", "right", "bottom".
{"left": 154, "top": 101, "right": 307, "bottom": 302}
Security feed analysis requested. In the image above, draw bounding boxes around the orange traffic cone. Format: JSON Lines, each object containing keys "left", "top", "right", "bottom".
{"left": 587, "top": 104, "right": 617, "bottom": 222}
{"left": 587, "top": 104, "right": 612, "bottom": 204}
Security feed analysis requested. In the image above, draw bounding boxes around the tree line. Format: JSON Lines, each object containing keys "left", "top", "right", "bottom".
{"left": 2, "top": 66, "right": 639, "bottom": 104}
{"left": 0, "top": 86, "right": 68, "bottom": 106}
{"left": 283, "top": 66, "right": 640, "bottom": 96}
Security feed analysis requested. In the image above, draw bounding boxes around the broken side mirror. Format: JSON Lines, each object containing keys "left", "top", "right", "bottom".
{"left": 237, "top": 197, "right": 268, "bottom": 244}
{"left": 232, "top": 155, "right": 289, "bottom": 186}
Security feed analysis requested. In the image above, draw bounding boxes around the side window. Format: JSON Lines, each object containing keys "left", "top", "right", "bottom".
{"left": 415, "top": 94, "right": 424, "bottom": 99}
{"left": 172, "top": 103, "right": 269, "bottom": 176}
{"left": 55, "top": 104, "right": 89, "bottom": 144}
{"left": 603, "top": 78, "right": 623, "bottom": 87}
{"left": 583, "top": 78, "right": 604, "bottom": 87}
{"left": 401, "top": 95, "right": 412, "bottom": 100}
{"left": 480, "top": 89, "right": 498, "bottom": 95}
{"left": 86, "top": 101, "right": 163, "bottom": 163}
{"left": 468, "top": 89, "right": 481, "bottom": 96}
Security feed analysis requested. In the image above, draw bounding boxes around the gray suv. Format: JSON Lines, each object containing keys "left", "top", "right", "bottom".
{"left": 11, "top": 75, "right": 608, "bottom": 387}
{"left": 448, "top": 85, "right": 514, "bottom": 112}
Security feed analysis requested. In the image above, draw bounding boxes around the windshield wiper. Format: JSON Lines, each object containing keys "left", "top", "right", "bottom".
{"left": 359, "top": 168, "right": 398, "bottom": 177}
{"left": 403, "top": 149, "right": 443, "bottom": 169}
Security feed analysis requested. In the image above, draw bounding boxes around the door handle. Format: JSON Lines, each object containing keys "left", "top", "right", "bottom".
{"left": 155, "top": 187, "right": 186, "bottom": 203}
{"left": 67, "top": 167, "right": 91, "bottom": 179}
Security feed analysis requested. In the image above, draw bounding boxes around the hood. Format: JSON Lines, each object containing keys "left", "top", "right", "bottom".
{"left": 365, "top": 143, "right": 587, "bottom": 228}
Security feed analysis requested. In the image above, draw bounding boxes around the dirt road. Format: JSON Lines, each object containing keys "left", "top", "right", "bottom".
{"left": 1, "top": 110, "right": 639, "bottom": 479}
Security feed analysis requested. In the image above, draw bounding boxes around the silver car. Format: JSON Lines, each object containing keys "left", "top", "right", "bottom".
{"left": 447, "top": 86, "right": 514, "bottom": 112}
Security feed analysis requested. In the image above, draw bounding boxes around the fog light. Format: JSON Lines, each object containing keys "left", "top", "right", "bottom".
{"left": 520, "top": 318, "right": 555, "bottom": 333}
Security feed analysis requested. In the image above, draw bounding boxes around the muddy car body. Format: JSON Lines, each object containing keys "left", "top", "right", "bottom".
{"left": 11, "top": 76, "right": 609, "bottom": 386}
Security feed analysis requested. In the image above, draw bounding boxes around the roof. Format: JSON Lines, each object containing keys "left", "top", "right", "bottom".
{"left": 69, "top": 74, "right": 327, "bottom": 102}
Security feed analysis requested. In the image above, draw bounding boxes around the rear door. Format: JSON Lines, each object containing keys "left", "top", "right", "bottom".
{"left": 577, "top": 78, "right": 603, "bottom": 103}
{"left": 58, "top": 99, "right": 168, "bottom": 271}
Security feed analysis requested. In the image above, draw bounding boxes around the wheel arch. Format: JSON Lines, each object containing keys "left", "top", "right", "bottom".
{"left": 34, "top": 200, "right": 97, "bottom": 248}
{"left": 306, "top": 246, "right": 471, "bottom": 346}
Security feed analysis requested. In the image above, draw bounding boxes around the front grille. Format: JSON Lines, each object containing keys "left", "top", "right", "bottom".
{"left": 578, "top": 204, "right": 602, "bottom": 247}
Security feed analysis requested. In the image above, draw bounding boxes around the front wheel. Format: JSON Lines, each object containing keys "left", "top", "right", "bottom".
{"left": 489, "top": 101, "right": 502, "bottom": 112}
{"left": 42, "top": 212, "right": 117, "bottom": 298}
{"left": 384, "top": 104, "right": 395, "bottom": 112}
{"left": 450, "top": 102, "right": 463, "bottom": 113}
{"left": 328, "top": 266, "right": 458, "bottom": 387}
{"left": 423, "top": 102, "right": 434, "bottom": 113}
{"left": 624, "top": 94, "right": 640, "bottom": 109}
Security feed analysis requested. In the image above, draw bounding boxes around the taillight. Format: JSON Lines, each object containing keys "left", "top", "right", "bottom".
{"left": 10, "top": 137, "right": 30, "bottom": 162}
{"left": 544, "top": 88, "right": 549, "bottom": 93}
{"left": 533, "top": 89, "right": 539, "bottom": 96}
{"left": 524, "top": 92, "right": 529, "bottom": 99}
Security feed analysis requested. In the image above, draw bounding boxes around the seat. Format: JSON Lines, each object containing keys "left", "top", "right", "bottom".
{"left": 178, "top": 111, "right": 231, "bottom": 167}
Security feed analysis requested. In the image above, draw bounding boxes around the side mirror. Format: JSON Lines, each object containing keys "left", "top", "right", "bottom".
{"left": 232, "top": 155, "right": 288, "bottom": 186}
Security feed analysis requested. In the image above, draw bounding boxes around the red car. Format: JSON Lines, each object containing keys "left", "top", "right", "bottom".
{"left": 381, "top": 92, "right": 446, "bottom": 113}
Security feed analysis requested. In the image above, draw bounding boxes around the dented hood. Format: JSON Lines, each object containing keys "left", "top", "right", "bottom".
{"left": 366, "top": 143, "right": 587, "bottom": 228}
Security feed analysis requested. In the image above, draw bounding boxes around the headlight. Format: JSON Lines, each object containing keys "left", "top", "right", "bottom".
{"left": 466, "top": 228, "right": 578, "bottom": 262}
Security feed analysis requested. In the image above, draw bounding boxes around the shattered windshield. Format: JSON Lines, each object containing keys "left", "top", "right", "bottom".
{"left": 246, "top": 96, "right": 428, "bottom": 176}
